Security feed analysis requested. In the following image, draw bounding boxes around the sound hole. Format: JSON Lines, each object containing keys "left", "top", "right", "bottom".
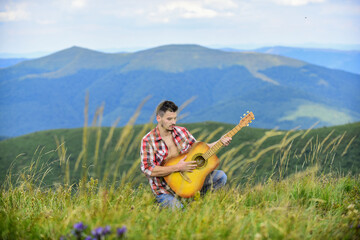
{"left": 193, "top": 154, "right": 206, "bottom": 168}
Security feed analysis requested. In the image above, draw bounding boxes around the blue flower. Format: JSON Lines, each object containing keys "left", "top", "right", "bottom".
{"left": 92, "top": 227, "right": 104, "bottom": 237}
{"left": 73, "top": 222, "right": 87, "bottom": 233}
{"left": 103, "top": 225, "right": 111, "bottom": 235}
{"left": 117, "top": 226, "right": 127, "bottom": 238}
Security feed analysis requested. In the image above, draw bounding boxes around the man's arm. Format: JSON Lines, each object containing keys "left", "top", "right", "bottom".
{"left": 141, "top": 138, "right": 197, "bottom": 178}
{"left": 150, "top": 155, "right": 197, "bottom": 177}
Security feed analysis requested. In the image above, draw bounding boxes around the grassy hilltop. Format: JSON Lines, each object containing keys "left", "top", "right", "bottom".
{"left": 0, "top": 121, "right": 359, "bottom": 239}
{"left": 0, "top": 121, "right": 359, "bottom": 187}
{"left": 1, "top": 171, "right": 359, "bottom": 239}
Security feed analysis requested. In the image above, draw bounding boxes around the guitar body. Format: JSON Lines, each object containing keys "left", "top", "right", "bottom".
{"left": 163, "top": 142, "right": 219, "bottom": 198}
{"left": 163, "top": 111, "right": 254, "bottom": 198}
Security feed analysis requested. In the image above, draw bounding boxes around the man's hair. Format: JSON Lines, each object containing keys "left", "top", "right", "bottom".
{"left": 156, "top": 100, "right": 178, "bottom": 117}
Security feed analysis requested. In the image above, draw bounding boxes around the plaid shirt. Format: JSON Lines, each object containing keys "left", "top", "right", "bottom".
{"left": 140, "top": 126, "right": 196, "bottom": 196}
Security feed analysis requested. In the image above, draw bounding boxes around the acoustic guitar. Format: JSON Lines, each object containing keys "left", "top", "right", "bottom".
{"left": 163, "top": 111, "right": 255, "bottom": 198}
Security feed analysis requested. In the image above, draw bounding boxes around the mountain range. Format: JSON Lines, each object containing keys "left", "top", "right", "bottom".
{"left": 0, "top": 58, "right": 28, "bottom": 68}
{"left": 222, "top": 46, "right": 360, "bottom": 75}
{"left": 0, "top": 44, "right": 359, "bottom": 137}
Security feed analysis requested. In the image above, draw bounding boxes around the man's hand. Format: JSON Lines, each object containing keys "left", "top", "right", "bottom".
{"left": 207, "top": 135, "right": 233, "bottom": 148}
{"left": 176, "top": 155, "right": 197, "bottom": 172}
{"left": 220, "top": 136, "right": 232, "bottom": 146}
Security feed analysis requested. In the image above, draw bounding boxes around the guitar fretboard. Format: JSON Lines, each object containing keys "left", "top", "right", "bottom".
{"left": 202, "top": 124, "right": 243, "bottom": 160}
{"left": 202, "top": 112, "right": 254, "bottom": 160}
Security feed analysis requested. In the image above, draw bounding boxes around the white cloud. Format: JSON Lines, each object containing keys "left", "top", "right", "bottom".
{"left": 203, "top": 0, "right": 238, "bottom": 10}
{"left": 0, "top": 0, "right": 359, "bottom": 53}
{"left": 157, "top": 2, "right": 218, "bottom": 19}
{"left": 0, "top": 10, "right": 28, "bottom": 22}
{"left": 150, "top": 0, "right": 237, "bottom": 21}
{"left": 0, "top": 4, "right": 30, "bottom": 22}
{"left": 71, "top": 0, "right": 87, "bottom": 8}
{"left": 271, "top": 0, "right": 326, "bottom": 6}
{"left": 36, "top": 19, "right": 57, "bottom": 25}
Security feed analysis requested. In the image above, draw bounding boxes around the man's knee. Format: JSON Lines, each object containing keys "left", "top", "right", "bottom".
{"left": 156, "top": 194, "right": 183, "bottom": 209}
{"left": 215, "top": 170, "right": 227, "bottom": 187}
{"left": 208, "top": 170, "right": 227, "bottom": 190}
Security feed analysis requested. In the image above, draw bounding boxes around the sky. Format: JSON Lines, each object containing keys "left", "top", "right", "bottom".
{"left": 0, "top": 0, "right": 359, "bottom": 55}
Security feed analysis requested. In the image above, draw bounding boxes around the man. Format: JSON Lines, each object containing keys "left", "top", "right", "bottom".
{"left": 140, "top": 100, "right": 231, "bottom": 209}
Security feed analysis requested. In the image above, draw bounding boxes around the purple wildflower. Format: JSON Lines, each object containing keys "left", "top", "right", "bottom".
{"left": 117, "top": 226, "right": 127, "bottom": 238}
{"left": 84, "top": 236, "right": 93, "bottom": 240}
{"left": 103, "top": 225, "right": 111, "bottom": 235}
{"left": 73, "top": 222, "right": 87, "bottom": 233}
{"left": 92, "top": 227, "right": 104, "bottom": 237}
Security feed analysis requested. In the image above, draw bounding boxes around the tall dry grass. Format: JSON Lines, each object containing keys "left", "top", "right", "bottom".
{"left": 0, "top": 97, "right": 359, "bottom": 239}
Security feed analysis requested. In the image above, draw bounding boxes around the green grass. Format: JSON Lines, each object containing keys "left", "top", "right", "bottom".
{"left": 1, "top": 167, "right": 359, "bottom": 239}
{"left": 0, "top": 105, "right": 359, "bottom": 239}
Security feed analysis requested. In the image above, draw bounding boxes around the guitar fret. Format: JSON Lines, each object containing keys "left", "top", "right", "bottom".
{"left": 203, "top": 112, "right": 253, "bottom": 160}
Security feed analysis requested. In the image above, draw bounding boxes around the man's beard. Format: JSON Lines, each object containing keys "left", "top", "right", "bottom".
{"left": 161, "top": 122, "right": 174, "bottom": 131}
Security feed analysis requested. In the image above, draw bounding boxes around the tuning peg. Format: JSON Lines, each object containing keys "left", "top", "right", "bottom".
{"left": 247, "top": 111, "right": 249, "bottom": 113}
{"left": 243, "top": 113, "right": 246, "bottom": 116}
{"left": 247, "top": 124, "right": 249, "bottom": 126}
{"left": 250, "top": 121, "right": 252, "bottom": 123}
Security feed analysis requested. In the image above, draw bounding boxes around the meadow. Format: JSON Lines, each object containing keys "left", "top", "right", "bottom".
{"left": 1, "top": 104, "right": 359, "bottom": 239}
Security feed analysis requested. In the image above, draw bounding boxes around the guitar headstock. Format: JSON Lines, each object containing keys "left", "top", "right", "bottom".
{"left": 239, "top": 111, "right": 255, "bottom": 127}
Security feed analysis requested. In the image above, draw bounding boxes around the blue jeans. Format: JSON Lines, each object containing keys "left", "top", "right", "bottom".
{"left": 155, "top": 170, "right": 227, "bottom": 209}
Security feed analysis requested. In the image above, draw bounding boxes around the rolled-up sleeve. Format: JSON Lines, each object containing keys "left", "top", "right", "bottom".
{"left": 140, "top": 138, "right": 156, "bottom": 177}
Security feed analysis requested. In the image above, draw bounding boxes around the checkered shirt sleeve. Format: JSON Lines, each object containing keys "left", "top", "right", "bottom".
{"left": 140, "top": 136, "right": 156, "bottom": 177}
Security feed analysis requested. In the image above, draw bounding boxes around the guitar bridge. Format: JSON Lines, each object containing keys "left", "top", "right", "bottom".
{"left": 180, "top": 172, "right": 192, "bottom": 183}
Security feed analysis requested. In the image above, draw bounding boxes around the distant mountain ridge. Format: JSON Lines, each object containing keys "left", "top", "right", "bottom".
{"left": 0, "top": 58, "right": 28, "bottom": 68}
{"left": 0, "top": 44, "right": 359, "bottom": 137}
{"left": 223, "top": 46, "right": 360, "bottom": 75}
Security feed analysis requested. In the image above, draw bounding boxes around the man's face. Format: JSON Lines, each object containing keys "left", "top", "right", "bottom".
{"left": 157, "top": 111, "right": 177, "bottom": 131}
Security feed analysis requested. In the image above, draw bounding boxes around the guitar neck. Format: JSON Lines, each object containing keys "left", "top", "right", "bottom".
{"left": 202, "top": 123, "right": 244, "bottom": 160}
{"left": 202, "top": 111, "right": 254, "bottom": 160}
